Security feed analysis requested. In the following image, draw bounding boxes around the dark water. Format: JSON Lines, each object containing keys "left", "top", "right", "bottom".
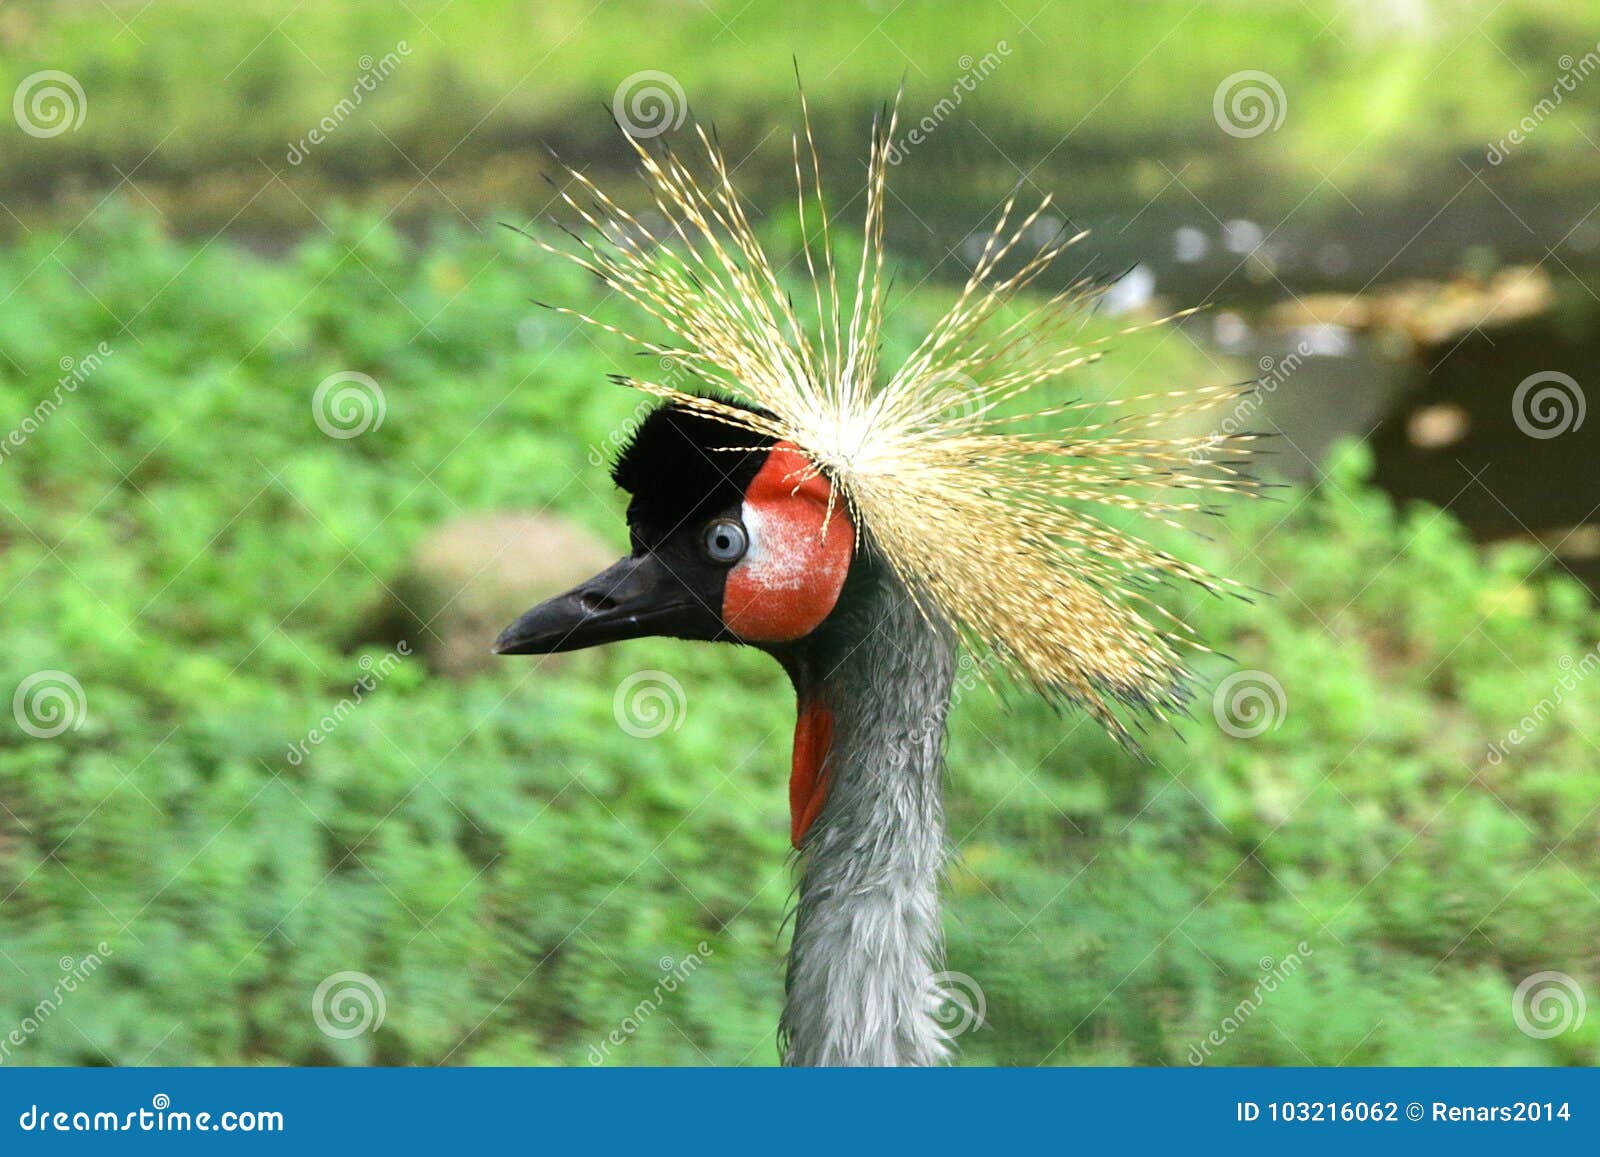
{"left": 1370, "top": 308, "right": 1599, "bottom": 593}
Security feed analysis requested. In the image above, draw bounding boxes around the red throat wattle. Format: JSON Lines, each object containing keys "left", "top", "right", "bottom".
{"left": 789, "top": 696, "right": 834, "bottom": 848}
{"left": 719, "top": 442, "right": 851, "bottom": 847}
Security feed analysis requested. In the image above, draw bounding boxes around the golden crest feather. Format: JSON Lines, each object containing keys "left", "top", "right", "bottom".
{"left": 530, "top": 91, "right": 1260, "bottom": 745}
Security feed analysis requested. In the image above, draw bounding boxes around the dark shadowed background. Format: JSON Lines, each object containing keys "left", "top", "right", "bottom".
{"left": 0, "top": 0, "right": 1597, "bottom": 1065}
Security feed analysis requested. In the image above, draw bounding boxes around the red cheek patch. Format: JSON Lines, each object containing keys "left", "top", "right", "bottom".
{"left": 721, "top": 443, "right": 852, "bottom": 643}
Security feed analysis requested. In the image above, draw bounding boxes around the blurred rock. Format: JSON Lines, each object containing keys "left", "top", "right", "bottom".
{"left": 1266, "top": 291, "right": 1372, "bottom": 330}
{"left": 1520, "top": 523, "right": 1600, "bottom": 563}
{"left": 385, "top": 512, "right": 616, "bottom": 677}
{"left": 1407, "top": 402, "right": 1470, "bottom": 449}
{"left": 1264, "top": 266, "right": 1553, "bottom": 348}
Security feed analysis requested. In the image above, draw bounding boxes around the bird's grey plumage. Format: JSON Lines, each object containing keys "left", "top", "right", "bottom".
{"left": 779, "top": 552, "right": 958, "bottom": 1065}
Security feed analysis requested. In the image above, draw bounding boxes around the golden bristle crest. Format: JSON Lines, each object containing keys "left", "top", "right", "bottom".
{"left": 533, "top": 92, "right": 1261, "bottom": 745}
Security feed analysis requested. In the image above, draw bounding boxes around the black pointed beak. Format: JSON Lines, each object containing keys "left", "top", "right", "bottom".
{"left": 493, "top": 553, "right": 710, "bottom": 655}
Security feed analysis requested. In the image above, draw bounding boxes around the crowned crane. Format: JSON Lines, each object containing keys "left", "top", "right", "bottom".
{"left": 494, "top": 95, "right": 1258, "bottom": 1065}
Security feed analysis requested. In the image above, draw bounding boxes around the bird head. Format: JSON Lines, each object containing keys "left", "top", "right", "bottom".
{"left": 493, "top": 401, "right": 855, "bottom": 659}
{"left": 494, "top": 94, "right": 1261, "bottom": 770}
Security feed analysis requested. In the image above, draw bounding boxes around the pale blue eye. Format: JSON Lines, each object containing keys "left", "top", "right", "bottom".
{"left": 703, "top": 518, "right": 747, "bottom": 564}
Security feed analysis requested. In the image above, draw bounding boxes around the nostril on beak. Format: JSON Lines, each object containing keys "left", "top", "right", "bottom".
{"left": 577, "top": 589, "right": 618, "bottom": 615}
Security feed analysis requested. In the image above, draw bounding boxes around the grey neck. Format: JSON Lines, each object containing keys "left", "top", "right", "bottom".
{"left": 776, "top": 555, "right": 958, "bottom": 1066}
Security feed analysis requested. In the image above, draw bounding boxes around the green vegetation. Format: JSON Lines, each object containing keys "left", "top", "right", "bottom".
{"left": 1, "top": 208, "right": 1595, "bottom": 1065}
{"left": 4, "top": 0, "right": 1599, "bottom": 230}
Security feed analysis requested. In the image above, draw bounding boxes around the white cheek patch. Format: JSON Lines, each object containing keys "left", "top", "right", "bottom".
{"left": 735, "top": 500, "right": 813, "bottom": 593}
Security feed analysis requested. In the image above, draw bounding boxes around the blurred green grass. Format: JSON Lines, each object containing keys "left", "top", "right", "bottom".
{"left": 4, "top": 0, "right": 1600, "bottom": 222}
{"left": 0, "top": 206, "right": 1595, "bottom": 1064}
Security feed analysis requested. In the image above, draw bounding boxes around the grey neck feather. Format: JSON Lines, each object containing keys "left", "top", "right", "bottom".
{"left": 777, "top": 554, "right": 958, "bottom": 1066}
